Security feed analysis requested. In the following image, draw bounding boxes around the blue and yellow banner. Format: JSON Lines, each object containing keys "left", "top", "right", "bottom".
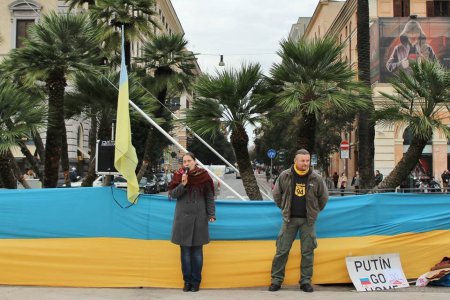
{"left": 0, "top": 188, "right": 448, "bottom": 287}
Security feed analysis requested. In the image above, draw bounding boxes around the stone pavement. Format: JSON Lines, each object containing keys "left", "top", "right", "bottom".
{"left": 0, "top": 284, "right": 448, "bottom": 300}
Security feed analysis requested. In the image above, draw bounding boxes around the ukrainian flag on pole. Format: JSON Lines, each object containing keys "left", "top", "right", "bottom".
{"left": 114, "top": 26, "right": 139, "bottom": 203}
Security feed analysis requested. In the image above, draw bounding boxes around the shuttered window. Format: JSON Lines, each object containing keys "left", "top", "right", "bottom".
{"left": 427, "top": 1, "right": 450, "bottom": 16}
{"left": 16, "top": 19, "right": 34, "bottom": 48}
{"left": 393, "top": 0, "right": 410, "bottom": 17}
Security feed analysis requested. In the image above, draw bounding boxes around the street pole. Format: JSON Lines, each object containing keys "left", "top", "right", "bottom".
{"left": 129, "top": 100, "right": 246, "bottom": 200}
{"left": 270, "top": 158, "right": 273, "bottom": 178}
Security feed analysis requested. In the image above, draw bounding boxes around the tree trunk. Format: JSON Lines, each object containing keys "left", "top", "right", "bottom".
{"left": 33, "top": 132, "right": 45, "bottom": 165}
{"left": 61, "top": 126, "right": 71, "bottom": 187}
{"left": 98, "top": 111, "right": 112, "bottom": 141}
{"left": 0, "top": 150, "right": 18, "bottom": 189}
{"left": 5, "top": 119, "right": 42, "bottom": 180}
{"left": 357, "top": 0, "right": 375, "bottom": 189}
{"left": 18, "top": 140, "right": 42, "bottom": 181}
{"left": 43, "top": 70, "right": 66, "bottom": 187}
{"left": 136, "top": 87, "right": 169, "bottom": 181}
{"left": 8, "top": 150, "right": 30, "bottom": 189}
{"left": 297, "top": 113, "right": 317, "bottom": 152}
{"left": 136, "top": 157, "right": 150, "bottom": 181}
{"left": 376, "top": 136, "right": 428, "bottom": 190}
{"left": 125, "top": 40, "right": 131, "bottom": 68}
{"left": 231, "top": 124, "right": 262, "bottom": 200}
{"left": 82, "top": 113, "right": 98, "bottom": 187}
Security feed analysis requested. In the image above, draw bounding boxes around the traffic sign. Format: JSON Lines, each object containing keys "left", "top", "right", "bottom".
{"left": 340, "top": 140, "right": 350, "bottom": 150}
{"left": 267, "top": 149, "right": 277, "bottom": 159}
{"left": 311, "top": 154, "right": 317, "bottom": 166}
{"left": 340, "top": 140, "right": 350, "bottom": 159}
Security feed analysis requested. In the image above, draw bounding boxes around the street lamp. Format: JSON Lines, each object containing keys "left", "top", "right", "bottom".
{"left": 219, "top": 55, "right": 225, "bottom": 66}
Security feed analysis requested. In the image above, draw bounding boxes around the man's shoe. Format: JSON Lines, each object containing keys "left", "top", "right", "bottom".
{"left": 268, "top": 283, "right": 281, "bottom": 292}
{"left": 300, "top": 283, "right": 314, "bottom": 293}
{"left": 182, "top": 283, "right": 191, "bottom": 292}
{"left": 190, "top": 283, "right": 200, "bottom": 292}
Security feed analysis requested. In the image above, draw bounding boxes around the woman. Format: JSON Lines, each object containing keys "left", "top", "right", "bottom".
{"left": 339, "top": 172, "right": 347, "bottom": 196}
{"left": 168, "top": 152, "right": 216, "bottom": 292}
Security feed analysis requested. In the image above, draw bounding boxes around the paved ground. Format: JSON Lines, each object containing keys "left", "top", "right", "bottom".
{"left": 0, "top": 284, "right": 448, "bottom": 300}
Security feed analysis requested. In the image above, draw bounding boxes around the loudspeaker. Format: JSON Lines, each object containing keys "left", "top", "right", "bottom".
{"left": 96, "top": 140, "right": 119, "bottom": 175}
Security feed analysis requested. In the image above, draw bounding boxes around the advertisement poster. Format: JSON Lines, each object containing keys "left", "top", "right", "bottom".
{"left": 346, "top": 253, "right": 409, "bottom": 292}
{"left": 371, "top": 17, "right": 450, "bottom": 84}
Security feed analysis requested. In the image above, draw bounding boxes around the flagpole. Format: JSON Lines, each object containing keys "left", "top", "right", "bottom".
{"left": 135, "top": 82, "right": 273, "bottom": 200}
{"left": 129, "top": 100, "right": 247, "bottom": 201}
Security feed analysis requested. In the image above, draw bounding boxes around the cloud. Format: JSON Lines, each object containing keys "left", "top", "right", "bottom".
{"left": 171, "top": 0, "right": 318, "bottom": 75}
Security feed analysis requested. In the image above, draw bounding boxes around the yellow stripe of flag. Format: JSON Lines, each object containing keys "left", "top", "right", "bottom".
{"left": 114, "top": 27, "right": 139, "bottom": 202}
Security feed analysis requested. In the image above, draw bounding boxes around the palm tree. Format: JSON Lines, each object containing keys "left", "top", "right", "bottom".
{"left": 65, "top": 70, "right": 156, "bottom": 186}
{"left": 185, "top": 63, "right": 272, "bottom": 200}
{"left": 357, "top": 0, "right": 376, "bottom": 189}
{"left": 88, "top": 0, "right": 158, "bottom": 67}
{"left": 376, "top": 60, "right": 450, "bottom": 190}
{"left": 0, "top": 79, "right": 45, "bottom": 188}
{"left": 269, "top": 38, "right": 369, "bottom": 153}
{"left": 134, "top": 33, "right": 197, "bottom": 180}
{"left": 3, "top": 12, "right": 102, "bottom": 187}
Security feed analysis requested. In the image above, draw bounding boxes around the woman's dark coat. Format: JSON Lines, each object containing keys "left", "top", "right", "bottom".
{"left": 169, "top": 181, "right": 215, "bottom": 246}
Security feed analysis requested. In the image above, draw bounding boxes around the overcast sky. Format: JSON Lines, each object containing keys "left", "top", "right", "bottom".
{"left": 171, "top": 0, "right": 320, "bottom": 75}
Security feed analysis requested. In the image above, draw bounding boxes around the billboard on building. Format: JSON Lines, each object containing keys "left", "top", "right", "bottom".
{"left": 371, "top": 18, "right": 450, "bottom": 84}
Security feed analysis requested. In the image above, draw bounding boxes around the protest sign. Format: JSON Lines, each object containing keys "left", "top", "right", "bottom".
{"left": 346, "top": 253, "right": 409, "bottom": 291}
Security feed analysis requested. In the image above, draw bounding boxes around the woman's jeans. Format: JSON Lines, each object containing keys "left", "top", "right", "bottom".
{"left": 180, "top": 246, "right": 203, "bottom": 284}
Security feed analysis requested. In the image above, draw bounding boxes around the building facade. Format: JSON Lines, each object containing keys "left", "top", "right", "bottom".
{"left": 1, "top": 0, "right": 196, "bottom": 175}
{"left": 302, "top": 0, "right": 450, "bottom": 184}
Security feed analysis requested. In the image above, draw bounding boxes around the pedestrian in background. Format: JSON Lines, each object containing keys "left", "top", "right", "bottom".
{"left": 168, "top": 152, "right": 216, "bottom": 292}
{"left": 332, "top": 172, "right": 339, "bottom": 189}
{"left": 441, "top": 170, "right": 449, "bottom": 192}
{"left": 266, "top": 167, "right": 271, "bottom": 182}
{"left": 23, "top": 168, "right": 36, "bottom": 179}
{"left": 375, "top": 170, "right": 383, "bottom": 186}
{"left": 339, "top": 172, "right": 347, "bottom": 196}
{"left": 351, "top": 171, "right": 360, "bottom": 194}
{"left": 268, "top": 149, "right": 328, "bottom": 293}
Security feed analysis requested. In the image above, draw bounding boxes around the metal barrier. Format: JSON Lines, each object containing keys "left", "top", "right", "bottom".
{"left": 328, "top": 188, "right": 450, "bottom": 196}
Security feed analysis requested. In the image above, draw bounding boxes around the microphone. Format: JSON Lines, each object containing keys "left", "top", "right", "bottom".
{"left": 184, "top": 167, "right": 189, "bottom": 174}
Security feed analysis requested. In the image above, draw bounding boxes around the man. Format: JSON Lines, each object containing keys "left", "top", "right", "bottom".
{"left": 332, "top": 171, "right": 339, "bottom": 189}
{"left": 374, "top": 170, "right": 383, "bottom": 186}
{"left": 269, "top": 149, "right": 328, "bottom": 293}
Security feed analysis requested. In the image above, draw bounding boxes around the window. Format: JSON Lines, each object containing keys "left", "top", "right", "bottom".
{"left": 9, "top": 0, "right": 41, "bottom": 49}
{"left": 393, "top": 0, "right": 410, "bottom": 17}
{"left": 16, "top": 19, "right": 34, "bottom": 48}
{"left": 427, "top": 1, "right": 450, "bottom": 17}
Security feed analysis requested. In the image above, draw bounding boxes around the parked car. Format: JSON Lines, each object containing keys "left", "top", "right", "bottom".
{"left": 92, "top": 175, "right": 151, "bottom": 193}
{"left": 225, "top": 167, "right": 235, "bottom": 174}
{"left": 62, "top": 177, "right": 85, "bottom": 187}
{"left": 144, "top": 175, "right": 160, "bottom": 194}
{"left": 156, "top": 173, "right": 169, "bottom": 192}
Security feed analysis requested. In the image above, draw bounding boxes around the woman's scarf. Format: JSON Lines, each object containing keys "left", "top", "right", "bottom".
{"left": 168, "top": 166, "right": 214, "bottom": 200}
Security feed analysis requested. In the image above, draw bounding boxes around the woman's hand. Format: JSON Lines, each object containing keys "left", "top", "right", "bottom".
{"left": 181, "top": 174, "right": 188, "bottom": 186}
{"left": 208, "top": 216, "right": 216, "bottom": 223}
